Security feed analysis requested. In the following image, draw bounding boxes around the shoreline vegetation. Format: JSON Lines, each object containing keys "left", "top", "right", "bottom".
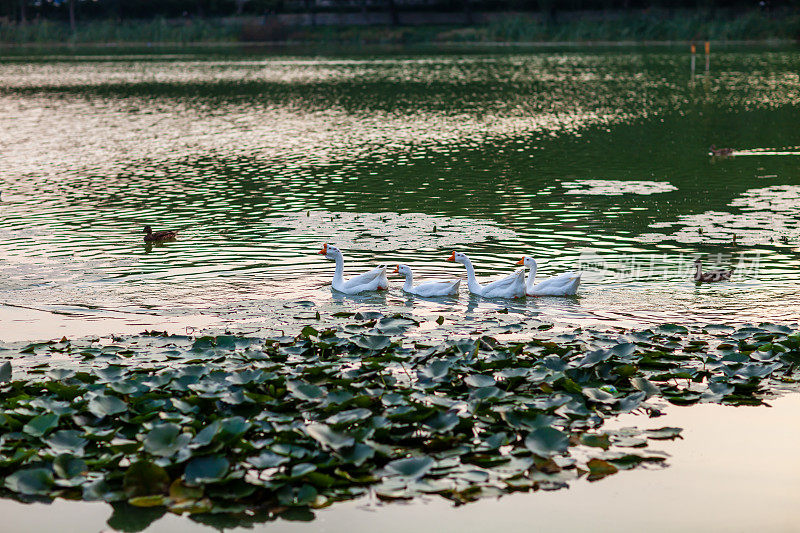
{"left": 1, "top": 9, "right": 799, "bottom": 48}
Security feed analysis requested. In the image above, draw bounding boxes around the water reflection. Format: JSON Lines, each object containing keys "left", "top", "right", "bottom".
{"left": 1, "top": 47, "right": 800, "bottom": 340}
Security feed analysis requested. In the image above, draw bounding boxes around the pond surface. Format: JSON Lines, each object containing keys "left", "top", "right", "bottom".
{"left": 2, "top": 45, "right": 800, "bottom": 533}
{"left": 1, "top": 45, "right": 800, "bottom": 341}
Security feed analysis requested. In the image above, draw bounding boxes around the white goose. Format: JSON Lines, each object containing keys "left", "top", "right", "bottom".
{"left": 447, "top": 251, "right": 525, "bottom": 299}
{"left": 318, "top": 244, "right": 388, "bottom": 295}
{"left": 516, "top": 256, "right": 581, "bottom": 296}
{"left": 393, "top": 264, "right": 461, "bottom": 297}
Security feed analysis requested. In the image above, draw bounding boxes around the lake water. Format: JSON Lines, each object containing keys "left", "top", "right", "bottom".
{"left": 1, "top": 45, "right": 800, "bottom": 533}
{"left": 2, "top": 45, "right": 800, "bottom": 341}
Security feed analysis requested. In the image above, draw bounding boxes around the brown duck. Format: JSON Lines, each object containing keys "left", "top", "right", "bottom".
{"left": 693, "top": 259, "right": 733, "bottom": 283}
{"left": 143, "top": 225, "right": 178, "bottom": 243}
{"left": 709, "top": 145, "right": 734, "bottom": 157}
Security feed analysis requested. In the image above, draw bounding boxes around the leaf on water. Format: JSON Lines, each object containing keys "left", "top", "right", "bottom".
{"left": 45, "top": 430, "right": 88, "bottom": 456}
{"left": 123, "top": 461, "right": 170, "bottom": 498}
{"left": 325, "top": 408, "right": 372, "bottom": 426}
{"left": 464, "top": 374, "right": 496, "bottom": 388}
{"left": 613, "top": 364, "right": 638, "bottom": 378}
{"left": 0, "top": 361, "right": 11, "bottom": 382}
{"left": 630, "top": 377, "right": 661, "bottom": 398}
{"left": 246, "top": 451, "right": 289, "bottom": 469}
{"left": 525, "top": 427, "right": 570, "bottom": 458}
{"left": 419, "top": 360, "right": 452, "bottom": 381}
{"left": 423, "top": 411, "right": 459, "bottom": 433}
{"left": 576, "top": 349, "right": 612, "bottom": 368}
{"left": 701, "top": 382, "right": 735, "bottom": 401}
{"left": 618, "top": 391, "right": 646, "bottom": 412}
{"left": 352, "top": 334, "right": 392, "bottom": 351}
{"left": 583, "top": 388, "right": 618, "bottom": 405}
{"left": 287, "top": 380, "right": 326, "bottom": 401}
{"left": 128, "top": 495, "right": 169, "bottom": 507}
{"left": 337, "top": 443, "right": 375, "bottom": 467}
{"left": 644, "top": 427, "right": 683, "bottom": 440}
{"left": 586, "top": 458, "right": 618, "bottom": 481}
{"left": 580, "top": 434, "right": 611, "bottom": 450}
{"left": 451, "top": 339, "right": 477, "bottom": 355}
{"left": 143, "top": 423, "right": 192, "bottom": 457}
{"left": 501, "top": 411, "right": 556, "bottom": 430}
{"left": 610, "top": 343, "right": 637, "bottom": 358}
{"left": 83, "top": 478, "right": 124, "bottom": 502}
{"left": 305, "top": 424, "right": 355, "bottom": 451}
{"left": 300, "top": 326, "right": 319, "bottom": 338}
{"left": 385, "top": 456, "right": 434, "bottom": 479}
{"left": 469, "top": 386, "right": 505, "bottom": 401}
{"left": 217, "top": 417, "right": 252, "bottom": 444}
{"left": 656, "top": 324, "right": 689, "bottom": 335}
{"left": 184, "top": 456, "right": 230, "bottom": 485}
{"left": 4, "top": 467, "right": 54, "bottom": 495}
{"left": 289, "top": 463, "right": 317, "bottom": 479}
{"left": 376, "top": 316, "right": 417, "bottom": 335}
{"left": 23, "top": 412, "right": 60, "bottom": 437}
{"left": 53, "top": 454, "right": 87, "bottom": 479}
{"left": 87, "top": 394, "right": 128, "bottom": 418}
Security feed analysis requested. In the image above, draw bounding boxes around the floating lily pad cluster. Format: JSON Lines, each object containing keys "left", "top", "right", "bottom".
{"left": 0, "top": 316, "right": 798, "bottom": 525}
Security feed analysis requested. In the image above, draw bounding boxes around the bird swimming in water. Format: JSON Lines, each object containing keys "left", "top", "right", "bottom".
{"left": 709, "top": 145, "right": 735, "bottom": 157}
{"left": 143, "top": 225, "right": 178, "bottom": 243}
{"left": 693, "top": 258, "right": 733, "bottom": 283}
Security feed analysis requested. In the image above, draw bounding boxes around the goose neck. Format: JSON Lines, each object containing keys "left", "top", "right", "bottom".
{"left": 526, "top": 262, "right": 538, "bottom": 291}
{"left": 332, "top": 253, "right": 345, "bottom": 284}
{"left": 461, "top": 257, "right": 481, "bottom": 292}
{"left": 402, "top": 271, "right": 414, "bottom": 291}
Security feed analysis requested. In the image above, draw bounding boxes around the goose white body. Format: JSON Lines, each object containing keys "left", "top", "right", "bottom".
{"left": 518, "top": 256, "right": 581, "bottom": 296}
{"left": 319, "top": 244, "right": 388, "bottom": 295}
{"left": 448, "top": 252, "right": 526, "bottom": 299}
{"left": 394, "top": 264, "right": 460, "bottom": 297}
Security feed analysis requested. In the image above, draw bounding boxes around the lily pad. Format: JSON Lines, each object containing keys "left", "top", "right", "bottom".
{"left": 45, "top": 430, "right": 88, "bottom": 455}
{"left": 525, "top": 427, "right": 570, "bottom": 458}
{"left": 184, "top": 456, "right": 230, "bottom": 484}
{"left": 385, "top": 456, "right": 434, "bottom": 479}
{"left": 0, "top": 361, "right": 11, "bottom": 382}
{"left": 23, "top": 413, "right": 60, "bottom": 437}
{"left": 305, "top": 424, "right": 355, "bottom": 451}
{"left": 4, "top": 468, "right": 54, "bottom": 495}
{"left": 123, "top": 461, "right": 170, "bottom": 497}
{"left": 143, "top": 424, "right": 192, "bottom": 457}
{"left": 88, "top": 394, "right": 128, "bottom": 418}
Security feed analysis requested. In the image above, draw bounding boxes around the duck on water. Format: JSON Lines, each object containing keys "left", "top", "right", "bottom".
{"left": 143, "top": 225, "right": 179, "bottom": 243}
{"left": 693, "top": 258, "right": 733, "bottom": 283}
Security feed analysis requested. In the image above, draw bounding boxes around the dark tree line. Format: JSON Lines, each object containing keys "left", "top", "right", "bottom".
{"left": 1, "top": 0, "right": 798, "bottom": 24}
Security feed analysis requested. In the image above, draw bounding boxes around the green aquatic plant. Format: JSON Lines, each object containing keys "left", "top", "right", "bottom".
{"left": 0, "top": 315, "right": 797, "bottom": 527}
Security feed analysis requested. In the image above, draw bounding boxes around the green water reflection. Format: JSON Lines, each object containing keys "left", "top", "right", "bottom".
{"left": 1, "top": 46, "right": 799, "bottom": 336}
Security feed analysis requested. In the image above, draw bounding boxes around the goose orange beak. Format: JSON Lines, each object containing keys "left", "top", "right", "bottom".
{"left": 447, "top": 251, "right": 455, "bottom": 262}
{"left": 318, "top": 244, "right": 327, "bottom": 255}
{"left": 392, "top": 265, "right": 399, "bottom": 273}
{"left": 516, "top": 258, "right": 524, "bottom": 265}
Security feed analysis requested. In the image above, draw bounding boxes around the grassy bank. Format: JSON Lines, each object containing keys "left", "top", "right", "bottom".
{"left": 297, "top": 11, "right": 800, "bottom": 45}
{"left": 1, "top": 9, "right": 799, "bottom": 46}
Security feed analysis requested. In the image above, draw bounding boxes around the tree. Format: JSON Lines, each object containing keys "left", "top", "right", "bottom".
{"left": 68, "top": 0, "right": 76, "bottom": 34}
